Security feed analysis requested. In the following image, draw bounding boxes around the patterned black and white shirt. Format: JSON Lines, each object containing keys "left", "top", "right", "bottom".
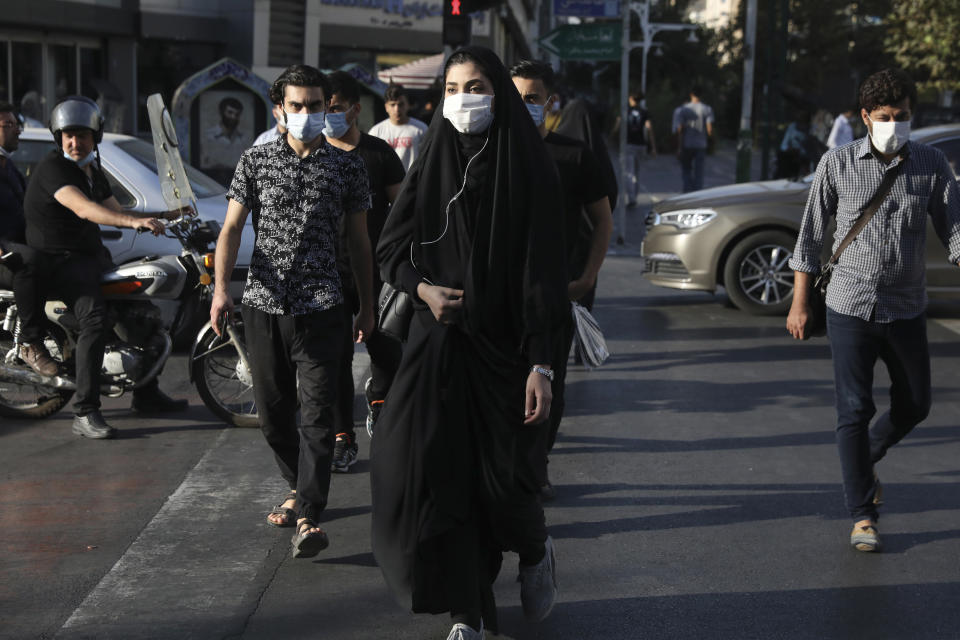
{"left": 228, "top": 136, "right": 372, "bottom": 315}
{"left": 790, "top": 137, "right": 960, "bottom": 322}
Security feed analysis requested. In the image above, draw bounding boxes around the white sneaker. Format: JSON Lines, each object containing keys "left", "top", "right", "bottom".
{"left": 447, "top": 622, "right": 484, "bottom": 639}
{"left": 517, "top": 535, "right": 558, "bottom": 621}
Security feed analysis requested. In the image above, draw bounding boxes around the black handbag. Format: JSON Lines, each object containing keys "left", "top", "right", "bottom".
{"left": 377, "top": 281, "right": 414, "bottom": 342}
{"left": 805, "top": 157, "right": 904, "bottom": 337}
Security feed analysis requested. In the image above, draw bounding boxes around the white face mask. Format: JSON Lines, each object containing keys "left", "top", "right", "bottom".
{"left": 868, "top": 116, "right": 910, "bottom": 154}
{"left": 285, "top": 110, "right": 326, "bottom": 142}
{"left": 526, "top": 103, "right": 546, "bottom": 127}
{"left": 63, "top": 149, "right": 96, "bottom": 167}
{"left": 443, "top": 93, "right": 494, "bottom": 134}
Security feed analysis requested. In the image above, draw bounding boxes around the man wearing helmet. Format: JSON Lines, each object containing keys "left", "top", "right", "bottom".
{"left": 23, "top": 96, "right": 186, "bottom": 439}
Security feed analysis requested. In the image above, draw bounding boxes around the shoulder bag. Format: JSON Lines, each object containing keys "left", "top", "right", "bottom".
{"left": 377, "top": 281, "right": 414, "bottom": 342}
{"left": 805, "top": 158, "right": 904, "bottom": 337}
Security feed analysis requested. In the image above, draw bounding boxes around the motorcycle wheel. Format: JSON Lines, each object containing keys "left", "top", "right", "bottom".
{"left": 0, "top": 329, "right": 74, "bottom": 419}
{"left": 192, "top": 321, "right": 259, "bottom": 428}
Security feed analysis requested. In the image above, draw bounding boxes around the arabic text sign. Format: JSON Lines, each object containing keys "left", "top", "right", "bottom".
{"left": 553, "top": 0, "right": 620, "bottom": 18}
{"left": 539, "top": 23, "right": 621, "bottom": 60}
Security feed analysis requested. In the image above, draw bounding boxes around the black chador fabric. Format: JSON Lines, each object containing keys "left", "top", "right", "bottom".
{"left": 372, "top": 45, "right": 566, "bottom": 616}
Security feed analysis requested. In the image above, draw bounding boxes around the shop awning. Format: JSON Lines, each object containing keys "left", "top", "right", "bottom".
{"left": 377, "top": 53, "right": 444, "bottom": 90}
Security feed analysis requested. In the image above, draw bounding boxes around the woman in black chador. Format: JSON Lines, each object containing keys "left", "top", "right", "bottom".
{"left": 372, "top": 47, "right": 569, "bottom": 640}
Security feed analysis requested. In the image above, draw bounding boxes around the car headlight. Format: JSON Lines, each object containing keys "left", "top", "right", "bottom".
{"left": 655, "top": 208, "right": 717, "bottom": 229}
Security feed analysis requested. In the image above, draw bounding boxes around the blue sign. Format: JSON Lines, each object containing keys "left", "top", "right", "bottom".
{"left": 553, "top": 0, "right": 620, "bottom": 18}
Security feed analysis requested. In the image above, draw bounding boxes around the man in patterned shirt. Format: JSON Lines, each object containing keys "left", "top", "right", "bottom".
{"left": 210, "top": 64, "right": 374, "bottom": 559}
{"left": 787, "top": 68, "right": 960, "bottom": 553}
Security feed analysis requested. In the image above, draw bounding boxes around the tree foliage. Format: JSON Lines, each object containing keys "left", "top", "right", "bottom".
{"left": 712, "top": 0, "right": 894, "bottom": 135}
{"left": 885, "top": 0, "right": 960, "bottom": 91}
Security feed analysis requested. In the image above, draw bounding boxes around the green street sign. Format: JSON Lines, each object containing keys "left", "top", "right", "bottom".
{"left": 538, "top": 23, "right": 621, "bottom": 60}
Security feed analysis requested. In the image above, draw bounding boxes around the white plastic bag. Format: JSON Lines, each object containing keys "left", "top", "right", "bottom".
{"left": 572, "top": 302, "right": 609, "bottom": 368}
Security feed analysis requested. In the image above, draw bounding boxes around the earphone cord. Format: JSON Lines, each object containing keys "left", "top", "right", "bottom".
{"left": 411, "top": 129, "right": 491, "bottom": 283}
{"left": 419, "top": 129, "right": 491, "bottom": 247}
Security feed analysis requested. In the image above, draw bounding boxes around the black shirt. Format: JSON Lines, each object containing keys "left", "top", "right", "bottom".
{"left": 0, "top": 155, "right": 26, "bottom": 243}
{"left": 337, "top": 133, "right": 405, "bottom": 306}
{"left": 627, "top": 106, "right": 648, "bottom": 146}
{"left": 543, "top": 131, "right": 608, "bottom": 277}
{"left": 24, "top": 150, "right": 111, "bottom": 255}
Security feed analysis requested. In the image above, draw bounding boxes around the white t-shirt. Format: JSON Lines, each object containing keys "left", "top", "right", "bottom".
{"left": 368, "top": 118, "right": 429, "bottom": 171}
{"left": 252, "top": 125, "right": 283, "bottom": 147}
{"left": 826, "top": 114, "right": 854, "bottom": 149}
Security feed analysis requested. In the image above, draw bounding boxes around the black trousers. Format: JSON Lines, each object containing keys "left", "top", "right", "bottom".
{"left": 522, "top": 309, "right": 576, "bottom": 487}
{"left": 44, "top": 252, "right": 108, "bottom": 416}
{"left": 0, "top": 241, "right": 48, "bottom": 344}
{"left": 242, "top": 305, "right": 344, "bottom": 522}
{"left": 333, "top": 304, "right": 403, "bottom": 440}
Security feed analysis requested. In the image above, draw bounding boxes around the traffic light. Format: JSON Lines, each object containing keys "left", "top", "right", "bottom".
{"left": 443, "top": 0, "right": 471, "bottom": 47}
{"left": 442, "top": 0, "right": 505, "bottom": 48}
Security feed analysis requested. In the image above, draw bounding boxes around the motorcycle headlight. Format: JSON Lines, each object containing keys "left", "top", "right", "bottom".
{"left": 655, "top": 208, "right": 717, "bottom": 229}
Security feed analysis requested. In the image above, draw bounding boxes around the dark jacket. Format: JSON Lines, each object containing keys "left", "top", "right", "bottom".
{"left": 0, "top": 155, "right": 26, "bottom": 244}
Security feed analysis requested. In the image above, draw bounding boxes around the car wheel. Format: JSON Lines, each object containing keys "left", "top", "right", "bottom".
{"left": 723, "top": 230, "right": 796, "bottom": 316}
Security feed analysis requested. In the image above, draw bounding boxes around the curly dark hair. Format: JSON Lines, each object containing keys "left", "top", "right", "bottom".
{"left": 270, "top": 64, "right": 331, "bottom": 106}
{"left": 859, "top": 68, "right": 917, "bottom": 113}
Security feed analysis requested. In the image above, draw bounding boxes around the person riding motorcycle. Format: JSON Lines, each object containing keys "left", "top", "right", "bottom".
{"left": 0, "top": 101, "right": 53, "bottom": 379}
{"left": 23, "top": 95, "right": 188, "bottom": 439}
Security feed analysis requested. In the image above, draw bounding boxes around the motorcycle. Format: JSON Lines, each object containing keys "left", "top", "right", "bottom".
{"left": 0, "top": 214, "right": 258, "bottom": 427}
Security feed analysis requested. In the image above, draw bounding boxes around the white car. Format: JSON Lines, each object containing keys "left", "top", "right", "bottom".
{"left": 12, "top": 128, "right": 253, "bottom": 300}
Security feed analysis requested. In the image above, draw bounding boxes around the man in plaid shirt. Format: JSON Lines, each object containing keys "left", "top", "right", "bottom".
{"left": 787, "top": 68, "right": 960, "bottom": 553}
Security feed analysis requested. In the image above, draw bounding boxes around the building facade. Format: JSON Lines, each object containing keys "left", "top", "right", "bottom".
{"left": 0, "top": 0, "right": 541, "bottom": 136}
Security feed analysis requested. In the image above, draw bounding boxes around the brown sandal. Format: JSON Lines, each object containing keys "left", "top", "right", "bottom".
{"left": 267, "top": 491, "right": 297, "bottom": 527}
{"left": 291, "top": 519, "right": 329, "bottom": 558}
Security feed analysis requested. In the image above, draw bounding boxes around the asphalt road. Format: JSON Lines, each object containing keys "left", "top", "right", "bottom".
{"left": 3, "top": 249, "right": 960, "bottom": 640}
{"left": 4, "top": 148, "right": 960, "bottom": 639}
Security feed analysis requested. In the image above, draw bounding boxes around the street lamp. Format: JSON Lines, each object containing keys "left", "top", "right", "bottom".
{"left": 615, "top": 0, "right": 698, "bottom": 244}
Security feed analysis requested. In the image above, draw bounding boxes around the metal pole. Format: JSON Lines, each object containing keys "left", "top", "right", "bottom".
{"left": 616, "top": 0, "right": 631, "bottom": 244}
{"left": 638, "top": 1, "right": 649, "bottom": 96}
{"left": 735, "top": 0, "right": 757, "bottom": 183}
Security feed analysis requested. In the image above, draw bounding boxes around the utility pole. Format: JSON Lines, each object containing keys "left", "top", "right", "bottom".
{"left": 616, "top": 0, "right": 698, "bottom": 244}
{"left": 735, "top": 0, "right": 757, "bottom": 183}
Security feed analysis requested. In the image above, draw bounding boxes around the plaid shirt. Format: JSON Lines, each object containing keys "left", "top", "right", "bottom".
{"left": 790, "top": 137, "right": 960, "bottom": 322}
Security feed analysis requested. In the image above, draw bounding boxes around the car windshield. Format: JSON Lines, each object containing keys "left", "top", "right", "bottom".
{"left": 116, "top": 139, "right": 226, "bottom": 199}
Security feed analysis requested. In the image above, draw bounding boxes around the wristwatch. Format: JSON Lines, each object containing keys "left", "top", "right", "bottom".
{"left": 531, "top": 366, "right": 554, "bottom": 381}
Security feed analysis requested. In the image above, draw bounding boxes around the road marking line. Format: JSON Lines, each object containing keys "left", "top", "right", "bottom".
{"left": 56, "top": 429, "right": 288, "bottom": 638}
{"left": 57, "top": 351, "right": 373, "bottom": 638}
{"left": 933, "top": 318, "right": 960, "bottom": 336}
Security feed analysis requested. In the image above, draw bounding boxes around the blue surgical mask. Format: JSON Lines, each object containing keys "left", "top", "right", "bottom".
{"left": 63, "top": 149, "right": 96, "bottom": 167}
{"left": 285, "top": 110, "right": 326, "bottom": 142}
{"left": 322, "top": 111, "right": 351, "bottom": 139}
{"left": 526, "top": 103, "right": 546, "bottom": 127}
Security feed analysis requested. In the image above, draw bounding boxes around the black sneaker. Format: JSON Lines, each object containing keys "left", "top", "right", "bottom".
{"left": 365, "top": 377, "right": 384, "bottom": 437}
{"left": 331, "top": 433, "right": 358, "bottom": 472}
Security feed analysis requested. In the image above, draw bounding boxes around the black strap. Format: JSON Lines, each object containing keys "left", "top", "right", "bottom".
{"left": 827, "top": 153, "right": 906, "bottom": 266}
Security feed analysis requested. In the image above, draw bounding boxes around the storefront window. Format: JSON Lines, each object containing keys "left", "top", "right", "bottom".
{"left": 80, "top": 47, "right": 103, "bottom": 98}
{"left": 12, "top": 42, "right": 43, "bottom": 125}
{"left": 50, "top": 44, "right": 78, "bottom": 104}
{"left": 0, "top": 42, "right": 9, "bottom": 103}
